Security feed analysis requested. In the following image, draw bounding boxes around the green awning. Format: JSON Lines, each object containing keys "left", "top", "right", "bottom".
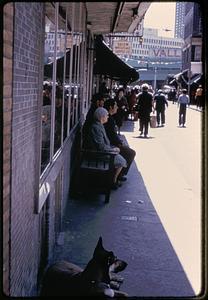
{"left": 94, "top": 36, "right": 139, "bottom": 84}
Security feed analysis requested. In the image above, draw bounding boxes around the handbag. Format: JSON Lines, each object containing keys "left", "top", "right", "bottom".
{"left": 150, "top": 113, "right": 157, "bottom": 128}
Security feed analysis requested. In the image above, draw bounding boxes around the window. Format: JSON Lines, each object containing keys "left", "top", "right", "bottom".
{"left": 41, "top": 3, "right": 86, "bottom": 175}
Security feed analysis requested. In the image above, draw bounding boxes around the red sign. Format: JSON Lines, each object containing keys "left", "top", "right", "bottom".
{"left": 151, "top": 48, "right": 181, "bottom": 58}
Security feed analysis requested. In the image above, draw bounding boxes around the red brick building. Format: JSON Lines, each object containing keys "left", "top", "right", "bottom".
{"left": 2, "top": 2, "right": 150, "bottom": 296}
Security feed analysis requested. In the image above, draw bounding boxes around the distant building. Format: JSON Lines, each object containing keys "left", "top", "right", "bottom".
{"left": 130, "top": 28, "right": 183, "bottom": 62}
{"left": 109, "top": 27, "right": 184, "bottom": 89}
{"left": 182, "top": 2, "right": 202, "bottom": 75}
{"left": 175, "top": 2, "right": 185, "bottom": 39}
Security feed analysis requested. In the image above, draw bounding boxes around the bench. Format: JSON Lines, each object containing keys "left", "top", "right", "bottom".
{"left": 76, "top": 149, "right": 116, "bottom": 203}
{"left": 70, "top": 127, "right": 117, "bottom": 203}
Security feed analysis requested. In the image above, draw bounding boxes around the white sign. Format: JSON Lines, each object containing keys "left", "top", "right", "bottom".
{"left": 113, "top": 40, "right": 132, "bottom": 55}
{"left": 191, "top": 62, "right": 202, "bottom": 74}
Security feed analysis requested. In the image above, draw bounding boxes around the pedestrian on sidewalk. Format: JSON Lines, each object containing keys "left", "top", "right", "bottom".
{"left": 171, "top": 89, "right": 177, "bottom": 104}
{"left": 104, "top": 98, "right": 136, "bottom": 181}
{"left": 113, "top": 88, "right": 129, "bottom": 134}
{"left": 153, "top": 89, "right": 168, "bottom": 127}
{"left": 178, "top": 89, "right": 190, "bottom": 127}
{"left": 195, "top": 85, "right": 203, "bottom": 110}
{"left": 136, "top": 83, "right": 154, "bottom": 138}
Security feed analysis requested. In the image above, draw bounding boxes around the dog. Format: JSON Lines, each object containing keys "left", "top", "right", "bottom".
{"left": 40, "top": 237, "right": 128, "bottom": 297}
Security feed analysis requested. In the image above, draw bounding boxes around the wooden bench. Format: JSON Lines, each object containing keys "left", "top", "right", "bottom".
{"left": 77, "top": 148, "right": 117, "bottom": 203}
{"left": 70, "top": 139, "right": 117, "bottom": 203}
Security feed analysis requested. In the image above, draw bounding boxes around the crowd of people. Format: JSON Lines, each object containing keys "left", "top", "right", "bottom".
{"left": 82, "top": 81, "right": 203, "bottom": 190}
{"left": 41, "top": 80, "right": 203, "bottom": 183}
{"left": 82, "top": 91, "right": 136, "bottom": 190}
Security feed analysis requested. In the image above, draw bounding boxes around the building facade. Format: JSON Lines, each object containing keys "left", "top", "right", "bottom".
{"left": 174, "top": 2, "right": 185, "bottom": 39}
{"left": 182, "top": 2, "right": 203, "bottom": 75}
{"left": 179, "top": 1, "right": 204, "bottom": 101}
{"left": 3, "top": 2, "right": 150, "bottom": 297}
{"left": 110, "top": 27, "right": 184, "bottom": 89}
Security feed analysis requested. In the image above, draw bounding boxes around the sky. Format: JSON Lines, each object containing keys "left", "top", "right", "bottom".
{"left": 143, "top": 2, "right": 176, "bottom": 38}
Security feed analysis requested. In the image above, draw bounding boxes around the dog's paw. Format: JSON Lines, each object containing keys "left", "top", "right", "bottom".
{"left": 113, "top": 290, "right": 129, "bottom": 298}
{"left": 110, "top": 273, "right": 124, "bottom": 283}
{"left": 110, "top": 281, "right": 120, "bottom": 290}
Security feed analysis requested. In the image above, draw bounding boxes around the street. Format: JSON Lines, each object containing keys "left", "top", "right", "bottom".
{"left": 124, "top": 103, "right": 202, "bottom": 295}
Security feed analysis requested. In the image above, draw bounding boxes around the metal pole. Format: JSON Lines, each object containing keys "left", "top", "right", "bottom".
{"left": 153, "top": 67, "right": 157, "bottom": 91}
{"left": 50, "top": 2, "right": 59, "bottom": 159}
{"left": 187, "top": 69, "right": 191, "bottom": 100}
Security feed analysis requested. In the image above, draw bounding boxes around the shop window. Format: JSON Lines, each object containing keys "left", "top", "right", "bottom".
{"left": 40, "top": 3, "right": 86, "bottom": 175}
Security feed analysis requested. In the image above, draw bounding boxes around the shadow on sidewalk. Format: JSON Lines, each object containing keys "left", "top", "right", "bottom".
{"left": 53, "top": 159, "right": 195, "bottom": 297}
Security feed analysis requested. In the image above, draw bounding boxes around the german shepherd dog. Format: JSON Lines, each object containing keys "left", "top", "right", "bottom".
{"left": 40, "top": 237, "right": 128, "bottom": 298}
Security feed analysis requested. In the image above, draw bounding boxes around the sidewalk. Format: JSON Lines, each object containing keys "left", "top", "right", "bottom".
{"left": 53, "top": 110, "right": 197, "bottom": 297}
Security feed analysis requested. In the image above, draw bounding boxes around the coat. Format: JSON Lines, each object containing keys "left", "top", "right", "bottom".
{"left": 86, "top": 121, "right": 127, "bottom": 168}
{"left": 154, "top": 93, "right": 168, "bottom": 111}
{"left": 137, "top": 91, "right": 153, "bottom": 119}
{"left": 104, "top": 115, "right": 123, "bottom": 146}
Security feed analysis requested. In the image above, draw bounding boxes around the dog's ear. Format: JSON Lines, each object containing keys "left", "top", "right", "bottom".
{"left": 93, "top": 237, "right": 104, "bottom": 257}
{"left": 97, "top": 236, "right": 103, "bottom": 247}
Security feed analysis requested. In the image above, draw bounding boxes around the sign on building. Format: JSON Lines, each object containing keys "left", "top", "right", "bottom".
{"left": 113, "top": 40, "right": 132, "bottom": 56}
{"left": 134, "top": 19, "right": 144, "bottom": 37}
{"left": 150, "top": 48, "right": 182, "bottom": 58}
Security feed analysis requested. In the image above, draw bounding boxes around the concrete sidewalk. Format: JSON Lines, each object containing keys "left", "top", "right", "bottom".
{"left": 53, "top": 127, "right": 196, "bottom": 297}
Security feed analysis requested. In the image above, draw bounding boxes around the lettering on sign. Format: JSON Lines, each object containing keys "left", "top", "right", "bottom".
{"left": 152, "top": 48, "right": 181, "bottom": 58}
{"left": 113, "top": 40, "right": 132, "bottom": 55}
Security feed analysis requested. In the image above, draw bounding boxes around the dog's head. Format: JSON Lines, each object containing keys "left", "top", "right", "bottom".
{"left": 93, "top": 237, "right": 127, "bottom": 273}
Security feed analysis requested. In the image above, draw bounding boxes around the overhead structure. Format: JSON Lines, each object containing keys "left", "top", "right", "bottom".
{"left": 94, "top": 36, "right": 139, "bottom": 83}
{"left": 44, "top": 2, "right": 151, "bottom": 82}
{"left": 85, "top": 2, "right": 151, "bottom": 34}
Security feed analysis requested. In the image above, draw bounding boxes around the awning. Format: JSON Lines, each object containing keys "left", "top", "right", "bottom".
{"left": 169, "top": 78, "right": 178, "bottom": 88}
{"left": 189, "top": 73, "right": 202, "bottom": 85}
{"left": 94, "top": 36, "right": 139, "bottom": 84}
{"left": 44, "top": 45, "right": 77, "bottom": 79}
{"left": 173, "top": 69, "right": 188, "bottom": 88}
{"left": 174, "top": 69, "right": 188, "bottom": 81}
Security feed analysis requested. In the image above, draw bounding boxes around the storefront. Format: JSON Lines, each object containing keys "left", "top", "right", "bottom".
{"left": 3, "top": 2, "right": 149, "bottom": 296}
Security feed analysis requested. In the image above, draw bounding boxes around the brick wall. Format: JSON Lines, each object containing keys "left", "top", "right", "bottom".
{"left": 10, "top": 3, "right": 45, "bottom": 296}
{"left": 3, "top": 3, "right": 14, "bottom": 295}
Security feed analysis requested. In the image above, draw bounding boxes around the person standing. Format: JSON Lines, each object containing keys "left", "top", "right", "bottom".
{"left": 153, "top": 89, "right": 168, "bottom": 127}
{"left": 171, "top": 89, "right": 177, "bottom": 104}
{"left": 136, "top": 83, "right": 154, "bottom": 138}
{"left": 178, "top": 89, "right": 190, "bottom": 127}
{"left": 128, "top": 88, "right": 138, "bottom": 120}
{"left": 113, "top": 88, "right": 129, "bottom": 134}
{"left": 195, "top": 85, "right": 203, "bottom": 110}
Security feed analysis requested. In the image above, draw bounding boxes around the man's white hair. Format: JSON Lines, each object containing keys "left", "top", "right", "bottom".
{"left": 94, "top": 107, "right": 108, "bottom": 121}
{"left": 141, "top": 83, "right": 149, "bottom": 91}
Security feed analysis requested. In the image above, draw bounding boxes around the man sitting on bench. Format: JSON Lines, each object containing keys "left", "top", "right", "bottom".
{"left": 82, "top": 93, "right": 105, "bottom": 148}
{"left": 85, "top": 107, "right": 127, "bottom": 190}
{"left": 104, "top": 99, "right": 136, "bottom": 182}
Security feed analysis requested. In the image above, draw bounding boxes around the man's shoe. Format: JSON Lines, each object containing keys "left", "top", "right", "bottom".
{"left": 119, "top": 176, "right": 127, "bottom": 182}
{"left": 111, "top": 182, "right": 118, "bottom": 190}
{"left": 117, "top": 180, "right": 122, "bottom": 187}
